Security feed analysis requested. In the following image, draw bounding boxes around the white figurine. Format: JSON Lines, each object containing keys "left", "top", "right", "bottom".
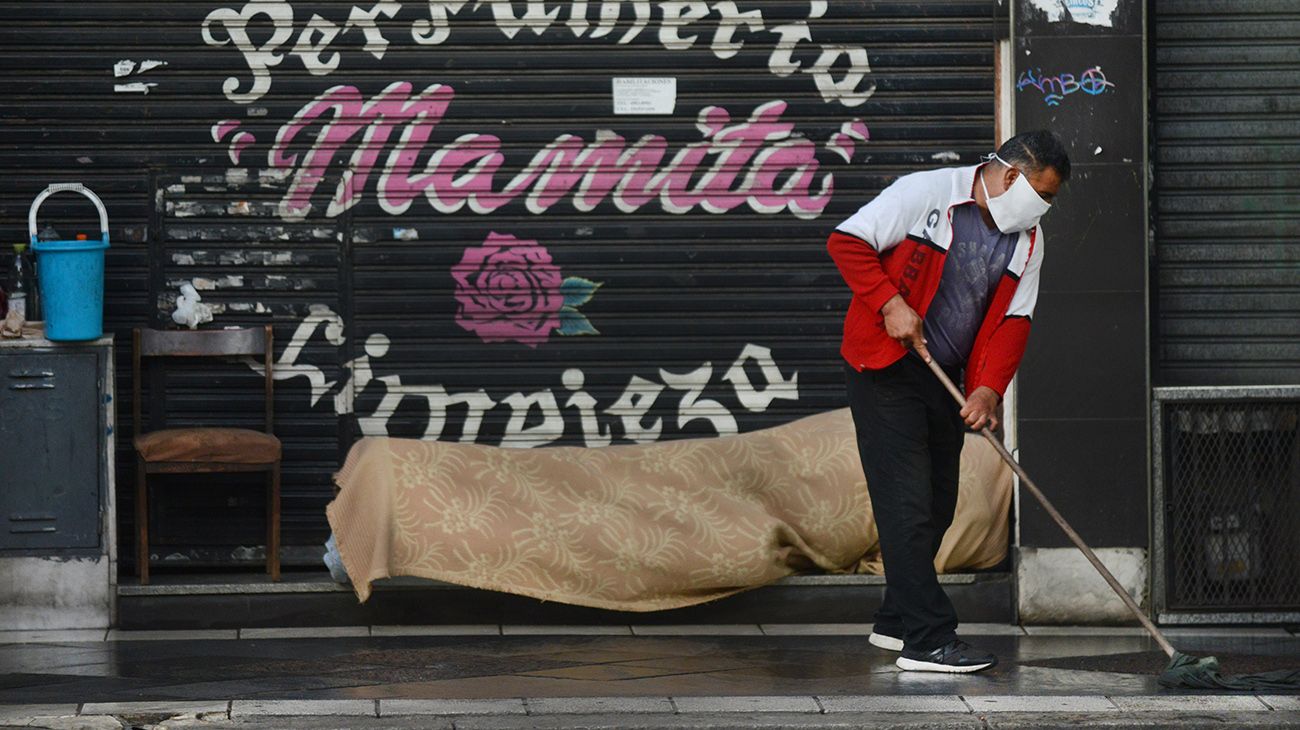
{"left": 172, "top": 282, "right": 214, "bottom": 329}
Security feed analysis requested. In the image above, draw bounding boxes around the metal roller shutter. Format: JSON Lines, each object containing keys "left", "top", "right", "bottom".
{"left": 0, "top": 1, "right": 995, "bottom": 563}
{"left": 1152, "top": 0, "right": 1300, "bottom": 386}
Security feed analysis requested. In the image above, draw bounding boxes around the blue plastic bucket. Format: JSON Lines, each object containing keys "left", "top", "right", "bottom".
{"left": 32, "top": 236, "right": 109, "bottom": 341}
{"left": 28, "top": 183, "right": 111, "bottom": 341}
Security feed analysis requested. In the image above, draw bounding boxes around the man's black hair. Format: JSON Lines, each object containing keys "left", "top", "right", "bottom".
{"left": 996, "top": 130, "right": 1071, "bottom": 181}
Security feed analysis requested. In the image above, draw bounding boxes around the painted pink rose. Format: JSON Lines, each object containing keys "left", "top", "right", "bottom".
{"left": 452, "top": 232, "right": 563, "bottom": 348}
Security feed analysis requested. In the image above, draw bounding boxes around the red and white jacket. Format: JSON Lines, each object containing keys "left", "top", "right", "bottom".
{"left": 827, "top": 163, "right": 1043, "bottom": 398}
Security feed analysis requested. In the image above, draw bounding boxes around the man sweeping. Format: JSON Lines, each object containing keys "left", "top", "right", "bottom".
{"left": 827, "top": 130, "right": 1070, "bottom": 673}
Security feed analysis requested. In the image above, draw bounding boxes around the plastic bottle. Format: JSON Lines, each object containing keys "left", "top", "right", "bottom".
{"left": 22, "top": 242, "right": 39, "bottom": 321}
{"left": 7, "top": 244, "right": 29, "bottom": 320}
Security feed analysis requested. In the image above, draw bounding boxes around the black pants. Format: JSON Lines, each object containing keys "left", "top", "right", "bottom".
{"left": 844, "top": 355, "right": 965, "bottom": 652}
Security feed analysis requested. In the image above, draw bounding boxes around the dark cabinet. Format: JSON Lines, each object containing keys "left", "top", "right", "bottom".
{"left": 0, "top": 349, "right": 108, "bottom": 552}
{"left": 0, "top": 333, "right": 115, "bottom": 630}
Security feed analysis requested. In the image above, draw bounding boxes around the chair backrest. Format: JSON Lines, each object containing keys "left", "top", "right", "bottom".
{"left": 137, "top": 327, "right": 268, "bottom": 358}
{"left": 133, "top": 326, "right": 274, "bottom": 436}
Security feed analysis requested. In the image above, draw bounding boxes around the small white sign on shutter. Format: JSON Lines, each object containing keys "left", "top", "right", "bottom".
{"left": 612, "top": 77, "right": 677, "bottom": 115}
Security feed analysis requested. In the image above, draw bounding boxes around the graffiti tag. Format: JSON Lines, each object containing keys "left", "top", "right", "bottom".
{"left": 1016, "top": 66, "right": 1115, "bottom": 107}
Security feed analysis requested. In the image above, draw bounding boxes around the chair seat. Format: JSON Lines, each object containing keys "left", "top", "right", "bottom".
{"left": 134, "top": 428, "right": 281, "bottom": 464}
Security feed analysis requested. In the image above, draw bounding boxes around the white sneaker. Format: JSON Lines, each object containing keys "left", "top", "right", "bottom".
{"left": 868, "top": 631, "right": 904, "bottom": 652}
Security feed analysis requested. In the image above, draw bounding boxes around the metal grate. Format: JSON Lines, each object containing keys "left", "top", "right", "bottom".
{"left": 1156, "top": 390, "right": 1300, "bottom": 620}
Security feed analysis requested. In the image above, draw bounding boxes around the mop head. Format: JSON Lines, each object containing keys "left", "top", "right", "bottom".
{"left": 1160, "top": 650, "right": 1300, "bottom": 690}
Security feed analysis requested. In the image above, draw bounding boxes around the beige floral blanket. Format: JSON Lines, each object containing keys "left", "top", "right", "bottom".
{"left": 327, "top": 408, "right": 1011, "bottom": 611}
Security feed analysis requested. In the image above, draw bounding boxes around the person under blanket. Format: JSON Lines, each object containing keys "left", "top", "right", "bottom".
{"left": 326, "top": 406, "right": 1014, "bottom": 610}
{"left": 827, "top": 130, "right": 1070, "bottom": 674}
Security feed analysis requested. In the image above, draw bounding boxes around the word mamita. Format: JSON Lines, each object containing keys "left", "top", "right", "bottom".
{"left": 251, "top": 306, "right": 800, "bottom": 447}
{"left": 202, "top": 1, "right": 875, "bottom": 107}
{"left": 270, "top": 82, "right": 869, "bottom": 220}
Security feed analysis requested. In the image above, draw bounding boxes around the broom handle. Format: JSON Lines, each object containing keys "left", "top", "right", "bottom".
{"left": 923, "top": 357, "right": 1176, "bottom": 658}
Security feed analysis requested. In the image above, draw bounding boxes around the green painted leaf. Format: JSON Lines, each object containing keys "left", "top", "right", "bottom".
{"left": 561, "top": 276, "right": 602, "bottom": 308}
{"left": 557, "top": 309, "right": 600, "bottom": 337}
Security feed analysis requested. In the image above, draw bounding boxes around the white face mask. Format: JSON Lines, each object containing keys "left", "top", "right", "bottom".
{"left": 981, "top": 154, "right": 1051, "bottom": 234}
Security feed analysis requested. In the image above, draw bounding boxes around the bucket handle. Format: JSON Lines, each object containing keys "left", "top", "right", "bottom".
{"left": 29, "top": 183, "right": 110, "bottom": 246}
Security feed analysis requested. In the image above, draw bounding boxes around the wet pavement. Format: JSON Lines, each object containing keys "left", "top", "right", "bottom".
{"left": 1, "top": 626, "right": 1298, "bottom": 727}
{"left": 2, "top": 625, "right": 1298, "bottom": 702}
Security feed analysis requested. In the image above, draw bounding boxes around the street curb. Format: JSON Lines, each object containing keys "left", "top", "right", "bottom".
{"left": 12, "top": 710, "right": 1300, "bottom": 730}
{"left": 3, "top": 695, "right": 1300, "bottom": 729}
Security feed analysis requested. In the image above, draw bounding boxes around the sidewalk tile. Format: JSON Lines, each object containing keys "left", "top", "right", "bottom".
{"left": 960, "top": 624, "right": 1027, "bottom": 636}
{"left": 819, "top": 695, "right": 969, "bottom": 713}
{"left": 81, "top": 701, "right": 228, "bottom": 716}
{"left": 381, "top": 699, "right": 526, "bottom": 716}
{"left": 49, "top": 715, "right": 122, "bottom": 729}
{"left": 239, "top": 626, "right": 369, "bottom": 639}
{"left": 231, "top": 700, "right": 376, "bottom": 717}
{"left": 501, "top": 625, "right": 632, "bottom": 636}
{"left": 964, "top": 695, "right": 1116, "bottom": 712}
{"left": 527, "top": 697, "right": 673, "bottom": 714}
{"left": 1021, "top": 626, "right": 1147, "bottom": 636}
{"left": 372, "top": 625, "right": 500, "bottom": 637}
{"left": 1261, "top": 696, "right": 1300, "bottom": 711}
{"left": 0, "top": 629, "right": 106, "bottom": 644}
{"left": 631, "top": 624, "right": 763, "bottom": 635}
{"left": 1110, "top": 695, "right": 1270, "bottom": 712}
{"left": 107, "top": 629, "right": 237, "bottom": 641}
{"left": 759, "top": 624, "right": 873, "bottom": 635}
{"left": 673, "top": 696, "right": 821, "bottom": 714}
{"left": 1163, "top": 627, "right": 1292, "bottom": 638}
{"left": 0, "top": 705, "right": 79, "bottom": 723}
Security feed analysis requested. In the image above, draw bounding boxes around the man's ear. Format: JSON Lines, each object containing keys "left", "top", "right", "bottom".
{"left": 1002, "top": 164, "right": 1020, "bottom": 188}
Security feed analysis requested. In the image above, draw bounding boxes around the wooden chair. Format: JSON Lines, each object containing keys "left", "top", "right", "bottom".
{"left": 132, "top": 326, "right": 280, "bottom": 584}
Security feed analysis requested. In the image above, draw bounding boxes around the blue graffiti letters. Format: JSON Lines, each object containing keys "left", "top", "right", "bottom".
{"left": 1016, "top": 65, "right": 1115, "bottom": 107}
